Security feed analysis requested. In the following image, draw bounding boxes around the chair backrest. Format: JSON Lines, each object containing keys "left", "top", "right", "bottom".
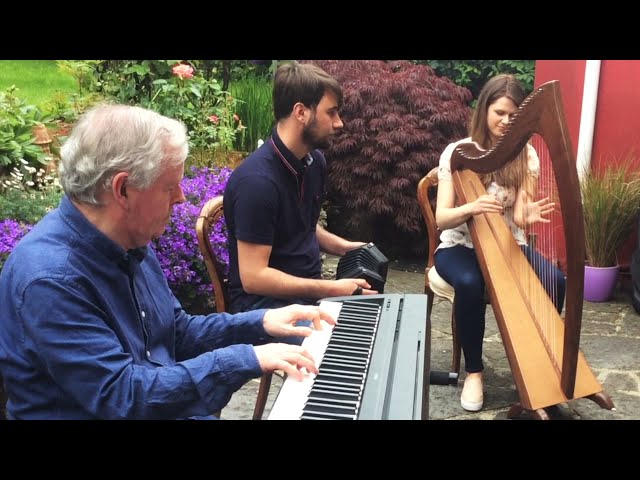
{"left": 417, "top": 167, "right": 516, "bottom": 304}
{"left": 196, "top": 195, "right": 274, "bottom": 420}
{"left": 417, "top": 167, "right": 441, "bottom": 274}
{"left": 196, "top": 196, "right": 229, "bottom": 313}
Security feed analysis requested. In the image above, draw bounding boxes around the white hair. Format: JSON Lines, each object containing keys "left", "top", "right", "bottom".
{"left": 59, "top": 103, "right": 188, "bottom": 205}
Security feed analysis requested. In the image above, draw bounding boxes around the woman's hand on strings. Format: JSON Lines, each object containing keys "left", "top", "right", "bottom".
{"left": 469, "top": 194, "right": 504, "bottom": 216}
{"left": 523, "top": 197, "right": 555, "bottom": 224}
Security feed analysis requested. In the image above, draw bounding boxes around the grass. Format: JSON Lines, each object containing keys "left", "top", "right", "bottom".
{"left": 0, "top": 60, "right": 77, "bottom": 108}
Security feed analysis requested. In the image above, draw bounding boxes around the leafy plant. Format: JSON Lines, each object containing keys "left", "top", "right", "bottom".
{"left": 582, "top": 155, "right": 640, "bottom": 267}
{"left": 418, "top": 60, "right": 535, "bottom": 100}
{"left": 56, "top": 61, "right": 101, "bottom": 94}
{"left": 92, "top": 60, "right": 178, "bottom": 104}
{"left": 192, "top": 60, "right": 271, "bottom": 90}
{"left": 150, "top": 166, "right": 232, "bottom": 312}
{"left": 0, "top": 86, "right": 54, "bottom": 172}
{"left": 42, "top": 90, "right": 104, "bottom": 124}
{"left": 310, "top": 60, "right": 472, "bottom": 257}
{"left": 230, "top": 76, "right": 273, "bottom": 151}
{"left": 91, "top": 61, "right": 246, "bottom": 156}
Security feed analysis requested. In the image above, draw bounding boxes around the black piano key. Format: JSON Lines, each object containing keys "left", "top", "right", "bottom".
{"left": 301, "top": 410, "right": 356, "bottom": 420}
{"left": 320, "top": 361, "right": 367, "bottom": 372}
{"left": 300, "top": 298, "right": 384, "bottom": 420}
{"left": 312, "top": 378, "right": 362, "bottom": 392}
{"left": 306, "top": 389, "right": 360, "bottom": 403}
{"left": 316, "top": 367, "right": 364, "bottom": 378}
{"left": 307, "top": 393, "right": 359, "bottom": 407}
{"left": 315, "top": 371, "right": 363, "bottom": 382}
{"left": 338, "top": 313, "right": 379, "bottom": 323}
{"left": 321, "top": 356, "right": 367, "bottom": 368}
{"left": 307, "top": 389, "right": 360, "bottom": 402}
{"left": 305, "top": 400, "right": 359, "bottom": 412}
{"left": 313, "top": 375, "right": 361, "bottom": 388}
{"left": 330, "top": 334, "right": 373, "bottom": 344}
{"left": 333, "top": 325, "right": 375, "bottom": 335}
{"left": 327, "top": 345, "right": 372, "bottom": 354}
{"left": 339, "top": 312, "right": 378, "bottom": 319}
{"left": 302, "top": 401, "right": 358, "bottom": 416}
{"left": 321, "top": 360, "right": 367, "bottom": 370}
{"left": 325, "top": 344, "right": 371, "bottom": 354}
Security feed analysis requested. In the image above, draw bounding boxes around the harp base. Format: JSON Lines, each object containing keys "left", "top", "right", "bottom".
{"left": 507, "top": 390, "right": 615, "bottom": 420}
{"left": 586, "top": 391, "right": 615, "bottom": 410}
{"left": 507, "top": 402, "right": 553, "bottom": 420}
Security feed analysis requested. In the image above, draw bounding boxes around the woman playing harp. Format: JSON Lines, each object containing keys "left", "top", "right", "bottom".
{"left": 432, "top": 74, "right": 566, "bottom": 412}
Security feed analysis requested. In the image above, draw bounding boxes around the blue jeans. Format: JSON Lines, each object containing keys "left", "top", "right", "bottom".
{"left": 434, "top": 244, "right": 566, "bottom": 373}
{"left": 248, "top": 296, "right": 315, "bottom": 346}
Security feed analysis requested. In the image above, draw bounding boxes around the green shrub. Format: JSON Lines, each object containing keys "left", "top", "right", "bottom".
{"left": 418, "top": 60, "right": 535, "bottom": 99}
{"left": 311, "top": 60, "right": 472, "bottom": 257}
{"left": 90, "top": 61, "right": 245, "bottom": 154}
{"left": 41, "top": 90, "right": 104, "bottom": 124}
{"left": 56, "top": 61, "right": 101, "bottom": 95}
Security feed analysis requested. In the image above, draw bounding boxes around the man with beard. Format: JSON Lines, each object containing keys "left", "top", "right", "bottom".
{"left": 224, "top": 61, "right": 375, "bottom": 333}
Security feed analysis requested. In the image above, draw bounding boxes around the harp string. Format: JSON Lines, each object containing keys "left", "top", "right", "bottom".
{"left": 531, "top": 133, "right": 562, "bottom": 370}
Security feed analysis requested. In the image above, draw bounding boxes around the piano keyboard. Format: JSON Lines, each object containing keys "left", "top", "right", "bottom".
{"left": 267, "top": 300, "right": 342, "bottom": 420}
{"left": 269, "top": 294, "right": 430, "bottom": 420}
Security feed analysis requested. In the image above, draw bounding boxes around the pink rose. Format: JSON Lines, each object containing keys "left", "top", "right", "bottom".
{"left": 208, "top": 115, "right": 219, "bottom": 124}
{"left": 172, "top": 63, "right": 194, "bottom": 80}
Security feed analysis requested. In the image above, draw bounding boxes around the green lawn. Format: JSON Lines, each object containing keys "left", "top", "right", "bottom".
{"left": 0, "top": 60, "right": 77, "bottom": 107}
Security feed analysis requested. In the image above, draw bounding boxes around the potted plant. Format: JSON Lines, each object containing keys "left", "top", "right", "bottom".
{"left": 581, "top": 156, "right": 640, "bottom": 301}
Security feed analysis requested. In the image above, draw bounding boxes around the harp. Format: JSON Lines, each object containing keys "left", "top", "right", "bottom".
{"left": 450, "top": 80, "right": 614, "bottom": 419}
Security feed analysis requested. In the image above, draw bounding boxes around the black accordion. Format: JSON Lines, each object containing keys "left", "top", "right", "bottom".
{"left": 336, "top": 243, "right": 389, "bottom": 293}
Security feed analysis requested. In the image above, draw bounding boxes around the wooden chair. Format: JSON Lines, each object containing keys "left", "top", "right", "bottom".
{"left": 417, "top": 168, "right": 462, "bottom": 378}
{"left": 196, "top": 196, "right": 273, "bottom": 420}
{"left": 417, "top": 168, "right": 518, "bottom": 383}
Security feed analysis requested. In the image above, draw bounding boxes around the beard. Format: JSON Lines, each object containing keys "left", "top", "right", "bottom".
{"left": 302, "top": 118, "right": 331, "bottom": 150}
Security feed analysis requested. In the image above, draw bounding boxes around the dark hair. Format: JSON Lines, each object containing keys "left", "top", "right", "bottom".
{"left": 469, "top": 74, "right": 526, "bottom": 149}
{"left": 470, "top": 74, "right": 530, "bottom": 192}
{"left": 272, "top": 61, "right": 343, "bottom": 121}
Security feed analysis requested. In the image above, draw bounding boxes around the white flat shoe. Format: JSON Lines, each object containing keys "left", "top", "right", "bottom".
{"left": 460, "top": 375, "right": 484, "bottom": 411}
{"left": 460, "top": 396, "right": 484, "bottom": 412}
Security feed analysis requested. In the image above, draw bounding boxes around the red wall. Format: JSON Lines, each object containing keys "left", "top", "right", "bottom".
{"left": 534, "top": 60, "right": 640, "bottom": 271}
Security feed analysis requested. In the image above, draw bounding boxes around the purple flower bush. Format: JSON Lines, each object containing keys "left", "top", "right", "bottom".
{"left": 1, "top": 166, "right": 230, "bottom": 312}
{"left": 0, "top": 219, "right": 33, "bottom": 271}
{"left": 151, "top": 166, "right": 232, "bottom": 311}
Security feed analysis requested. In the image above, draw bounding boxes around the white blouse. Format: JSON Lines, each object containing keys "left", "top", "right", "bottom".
{"left": 435, "top": 137, "right": 540, "bottom": 251}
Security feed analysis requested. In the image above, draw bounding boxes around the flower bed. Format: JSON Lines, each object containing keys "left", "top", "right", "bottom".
{"left": 0, "top": 219, "right": 32, "bottom": 271}
{"left": 151, "top": 165, "right": 232, "bottom": 312}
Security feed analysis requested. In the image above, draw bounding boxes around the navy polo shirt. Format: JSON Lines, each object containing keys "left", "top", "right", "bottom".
{"left": 224, "top": 129, "right": 327, "bottom": 313}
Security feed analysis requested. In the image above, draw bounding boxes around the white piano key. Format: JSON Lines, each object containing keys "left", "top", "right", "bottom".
{"left": 267, "top": 301, "right": 343, "bottom": 420}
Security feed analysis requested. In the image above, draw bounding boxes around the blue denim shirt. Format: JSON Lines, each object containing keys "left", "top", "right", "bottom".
{"left": 0, "top": 196, "right": 268, "bottom": 419}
